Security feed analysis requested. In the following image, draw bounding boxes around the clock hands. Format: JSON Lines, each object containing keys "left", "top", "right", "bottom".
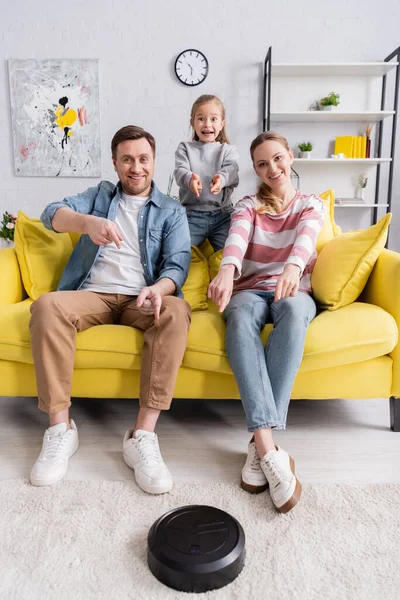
{"left": 184, "top": 59, "right": 194, "bottom": 76}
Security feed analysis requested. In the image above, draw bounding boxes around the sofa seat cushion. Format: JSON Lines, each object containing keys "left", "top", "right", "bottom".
{"left": 183, "top": 301, "right": 397, "bottom": 374}
{"left": 0, "top": 300, "right": 396, "bottom": 373}
{"left": 0, "top": 300, "right": 143, "bottom": 369}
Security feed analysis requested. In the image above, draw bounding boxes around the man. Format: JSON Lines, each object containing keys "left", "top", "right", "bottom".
{"left": 29, "top": 125, "right": 192, "bottom": 494}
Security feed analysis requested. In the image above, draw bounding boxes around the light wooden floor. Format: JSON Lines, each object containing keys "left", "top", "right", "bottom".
{"left": 1, "top": 396, "right": 399, "bottom": 484}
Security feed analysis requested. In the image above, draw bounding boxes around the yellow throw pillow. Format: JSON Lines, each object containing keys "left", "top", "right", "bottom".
{"left": 182, "top": 246, "right": 210, "bottom": 311}
{"left": 316, "top": 189, "right": 341, "bottom": 253}
{"left": 209, "top": 249, "right": 223, "bottom": 281}
{"left": 311, "top": 213, "right": 391, "bottom": 310}
{"left": 14, "top": 210, "right": 73, "bottom": 300}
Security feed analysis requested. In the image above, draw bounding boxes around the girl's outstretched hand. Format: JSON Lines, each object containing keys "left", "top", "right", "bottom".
{"left": 274, "top": 264, "right": 301, "bottom": 301}
{"left": 190, "top": 173, "right": 202, "bottom": 197}
{"left": 210, "top": 174, "right": 222, "bottom": 195}
{"left": 208, "top": 264, "right": 235, "bottom": 312}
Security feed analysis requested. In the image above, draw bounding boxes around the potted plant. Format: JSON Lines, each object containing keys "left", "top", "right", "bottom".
{"left": 297, "top": 141, "right": 313, "bottom": 159}
{"left": 0, "top": 211, "right": 17, "bottom": 248}
{"left": 358, "top": 174, "right": 368, "bottom": 200}
{"left": 320, "top": 91, "right": 340, "bottom": 111}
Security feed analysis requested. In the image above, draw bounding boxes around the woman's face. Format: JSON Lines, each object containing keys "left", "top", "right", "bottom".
{"left": 252, "top": 140, "right": 294, "bottom": 190}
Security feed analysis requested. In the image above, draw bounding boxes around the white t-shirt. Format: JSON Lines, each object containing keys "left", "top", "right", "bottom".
{"left": 82, "top": 193, "right": 147, "bottom": 295}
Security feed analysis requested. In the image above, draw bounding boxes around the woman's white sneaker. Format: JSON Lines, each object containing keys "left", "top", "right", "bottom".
{"left": 260, "top": 445, "right": 302, "bottom": 513}
{"left": 241, "top": 438, "right": 268, "bottom": 494}
{"left": 123, "top": 429, "right": 173, "bottom": 495}
{"left": 30, "top": 420, "right": 79, "bottom": 487}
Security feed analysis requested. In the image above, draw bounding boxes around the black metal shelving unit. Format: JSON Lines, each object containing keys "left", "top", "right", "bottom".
{"left": 262, "top": 45, "right": 400, "bottom": 238}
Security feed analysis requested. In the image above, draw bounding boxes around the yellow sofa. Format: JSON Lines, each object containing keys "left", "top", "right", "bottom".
{"left": 1, "top": 191, "right": 400, "bottom": 431}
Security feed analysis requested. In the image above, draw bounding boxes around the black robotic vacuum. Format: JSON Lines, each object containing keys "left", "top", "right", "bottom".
{"left": 147, "top": 504, "right": 245, "bottom": 593}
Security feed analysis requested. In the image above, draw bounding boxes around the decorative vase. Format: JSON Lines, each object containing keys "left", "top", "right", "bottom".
{"left": 366, "top": 137, "right": 371, "bottom": 159}
{"left": 299, "top": 151, "right": 312, "bottom": 159}
{"left": 359, "top": 187, "right": 365, "bottom": 200}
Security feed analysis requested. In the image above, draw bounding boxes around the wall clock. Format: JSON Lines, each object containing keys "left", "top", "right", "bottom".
{"left": 174, "top": 49, "right": 209, "bottom": 87}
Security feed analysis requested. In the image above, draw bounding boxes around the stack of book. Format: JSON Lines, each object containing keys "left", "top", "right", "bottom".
{"left": 334, "top": 136, "right": 367, "bottom": 158}
{"left": 335, "top": 197, "right": 365, "bottom": 205}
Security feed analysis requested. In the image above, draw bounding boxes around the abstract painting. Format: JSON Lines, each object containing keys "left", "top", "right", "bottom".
{"left": 8, "top": 59, "right": 101, "bottom": 177}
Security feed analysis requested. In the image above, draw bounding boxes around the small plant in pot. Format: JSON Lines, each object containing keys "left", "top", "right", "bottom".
{"left": 298, "top": 141, "right": 313, "bottom": 159}
{"left": 320, "top": 91, "right": 340, "bottom": 111}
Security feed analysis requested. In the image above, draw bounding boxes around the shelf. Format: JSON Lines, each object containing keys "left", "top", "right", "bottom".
{"left": 334, "top": 203, "right": 389, "bottom": 208}
{"left": 271, "top": 111, "right": 395, "bottom": 123}
{"left": 293, "top": 158, "right": 392, "bottom": 165}
{"left": 272, "top": 63, "right": 399, "bottom": 77}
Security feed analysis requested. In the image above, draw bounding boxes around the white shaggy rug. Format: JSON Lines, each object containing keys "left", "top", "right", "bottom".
{"left": 1, "top": 480, "right": 400, "bottom": 600}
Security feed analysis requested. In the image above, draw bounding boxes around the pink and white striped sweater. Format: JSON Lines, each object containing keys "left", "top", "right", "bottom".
{"left": 221, "top": 191, "right": 324, "bottom": 294}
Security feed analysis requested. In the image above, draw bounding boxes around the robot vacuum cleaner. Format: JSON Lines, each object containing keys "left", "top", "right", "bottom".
{"left": 147, "top": 504, "right": 245, "bottom": 593}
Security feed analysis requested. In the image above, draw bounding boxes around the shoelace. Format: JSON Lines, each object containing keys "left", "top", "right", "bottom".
{"left": 263, "top": 458, "right": 283, "bottom": 488}
{"left": 41, "top": 432, "right": 69, "bottom": 460}
{"left": 136, "top": 435, "right": 162, "bottom": 465}
{"left": 249, "top": 449, "right": 261, "bottom": 472}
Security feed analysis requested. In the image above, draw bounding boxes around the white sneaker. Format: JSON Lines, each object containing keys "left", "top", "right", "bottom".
{"left": 260, "top": 445, "right": 302, "bottom": 513}
{"left": 241, "top": 438, "right": 268, "bottom": 494}
{"left": 123, "top": 429, "right": 173, "bottom": 495}
{"left": 30, "top": 420, "right": 79, "bottom": 487}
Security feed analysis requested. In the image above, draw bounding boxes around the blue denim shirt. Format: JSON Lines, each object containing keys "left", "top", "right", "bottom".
{"left": 41, "top": 181, "right": 191, "bottom": 297}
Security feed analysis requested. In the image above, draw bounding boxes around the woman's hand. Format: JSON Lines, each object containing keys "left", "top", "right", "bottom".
{"left": 274, "top": 264, "right": 301, "bottom": 301}
{"left": 208, "top": 264, "right": 235, "bottom": 312}
{"left": 189, "top": 173, "right": 202, "bottom": 197}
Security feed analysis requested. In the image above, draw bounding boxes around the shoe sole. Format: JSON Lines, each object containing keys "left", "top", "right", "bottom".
{"left": 240, "top": 479, "right": 269, "bottom": 494}
{"left": 123, "top": 452, "right": 173, "bottom": 495}
{"left": 276, "top": 456, "right": 302, "bottom": 514}
{"left": 30, "top": 437, "right": 79, "bottom": 487}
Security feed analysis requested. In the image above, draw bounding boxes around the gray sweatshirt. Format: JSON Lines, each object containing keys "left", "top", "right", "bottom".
{"left": 174, "top": 141, "right": 239, "bottom": 212}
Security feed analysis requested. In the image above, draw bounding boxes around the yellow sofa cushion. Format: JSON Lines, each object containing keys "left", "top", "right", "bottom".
{"left": 182, "top": 246, "right": 209, "bottom": 311}
{"left": 0, "top": 297, "right": 396, "bottom": 375}
{"left": 182, "top": 301, "right": 397, "bottom": 374}
{"left": 311, "top": 213, "right": 391, "bottom": 310}
{"left": 14, "top": 211, "right": 73, "bottom": 301}
{"left": 316, "top": 189, "right": 341, "bottom": 252}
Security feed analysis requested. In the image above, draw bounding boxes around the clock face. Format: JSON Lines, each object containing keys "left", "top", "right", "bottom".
{"left": 174, "top": 49, "right": 209, "bottom": 87}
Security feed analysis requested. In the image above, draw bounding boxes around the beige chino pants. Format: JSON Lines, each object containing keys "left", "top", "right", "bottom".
{"left": 29, "top": 291, "right": 191, "bottom": 414}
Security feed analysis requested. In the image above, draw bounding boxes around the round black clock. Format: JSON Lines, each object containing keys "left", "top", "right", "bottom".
{"left": 174, "top": 49, "right": 209, "bottom": 87}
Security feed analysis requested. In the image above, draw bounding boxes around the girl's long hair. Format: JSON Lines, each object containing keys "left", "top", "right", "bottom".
{"left": 190, "top": 94, "right": 230, "bottom": 143}
{"left": 250, "top": 131, "right": 292, "bottom": 215}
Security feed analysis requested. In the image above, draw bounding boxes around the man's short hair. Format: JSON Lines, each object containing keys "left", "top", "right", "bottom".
{"left": 111, "top": 125, "right": 156, "bottom": 159}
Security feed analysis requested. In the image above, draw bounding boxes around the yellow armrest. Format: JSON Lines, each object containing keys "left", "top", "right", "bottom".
{"left": 0, "top": 247, "right": 26, "bottom": 305}
{"left": 363, "top": 249, "right": 400, "bottom": 395}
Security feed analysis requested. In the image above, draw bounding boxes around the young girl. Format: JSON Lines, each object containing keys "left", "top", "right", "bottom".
{"left": 174, "top": 94, "right": 239, "bottom": 251}
{"left": 208, "top": 131, "right": 324, "bottom": 514}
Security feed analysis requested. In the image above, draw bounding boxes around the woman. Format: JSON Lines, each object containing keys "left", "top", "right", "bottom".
{"left": 208, "top": 131, "right": 324, "bottom": 513}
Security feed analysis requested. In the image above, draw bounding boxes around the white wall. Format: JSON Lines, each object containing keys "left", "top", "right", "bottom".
{"left": 1, "top": 0, "right": 399, "bottom": 247}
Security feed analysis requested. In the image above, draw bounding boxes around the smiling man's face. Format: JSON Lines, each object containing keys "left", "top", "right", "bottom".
{"left": 113, "top": 138, "right": 154, "bottom": 196}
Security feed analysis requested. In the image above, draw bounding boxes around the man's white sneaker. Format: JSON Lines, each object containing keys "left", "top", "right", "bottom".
{"left": 30, "top": 420, "right": 79, "bottom": 487}
{"left": 241, "top": 438, "right": 268, "bottom": 494}
{"left": 123, "top": 429, "right": 173, "bottom": 495}
{"left": 260, "top": 445, "right": 302, "bottom": 513}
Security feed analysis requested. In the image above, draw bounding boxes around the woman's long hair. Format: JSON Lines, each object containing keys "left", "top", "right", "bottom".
{"left": 250, "top": 131, "right": 292, "bottom": 215}
{"left": 190, "top": 94, "right": 230, "bottom": 144}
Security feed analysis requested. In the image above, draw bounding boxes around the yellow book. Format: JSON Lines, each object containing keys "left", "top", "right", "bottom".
{"left": 353, "top": 136, "right": 359, "bottom": 158}
{"left": 334, "top": 136, "right": 353, "bottom": 158}
{"left": 360, "top": 136, "right": 366, "bottom": 158}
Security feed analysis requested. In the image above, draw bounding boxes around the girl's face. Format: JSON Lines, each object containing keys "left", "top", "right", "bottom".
{"left": 193, "top": 103, "right": 225, "bottom": 143}
{"left": 252, "top": 140, "right": 294, "bottom": 190}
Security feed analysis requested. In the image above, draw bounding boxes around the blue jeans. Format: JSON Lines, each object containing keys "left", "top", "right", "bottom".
{"left": 186, "top": 210, "right": 231, "bottom": 252}
{"left": 224, "top": 290, "right": 316, "bottom": 431}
